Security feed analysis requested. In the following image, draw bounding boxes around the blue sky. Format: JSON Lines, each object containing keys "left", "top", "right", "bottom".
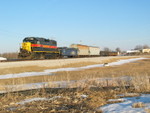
{"left": 0, "top": 0, "right": 150, "bottom": 53}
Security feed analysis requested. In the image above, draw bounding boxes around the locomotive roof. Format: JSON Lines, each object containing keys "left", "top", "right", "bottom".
{"left": 71, "top": 44, "right": 100, "bottom": 48}
{"left": 24, "top": 37, "right": 56, "bottom": 42}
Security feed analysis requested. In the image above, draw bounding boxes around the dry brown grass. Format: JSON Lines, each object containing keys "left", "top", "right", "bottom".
{"left": 0, "top": 56, "right": 150, "bottom": 112}
{"left": 0, "top": 57, "right": 150, "bottom": 87}
{"left": 0, "top": 88, "right": 113, "bottom": 112}
{"left": 0, "top": 56, "right": 138, "bottom": 75}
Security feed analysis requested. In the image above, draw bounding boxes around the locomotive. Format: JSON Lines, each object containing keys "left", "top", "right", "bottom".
{"left": 18, "top": 37, "right": 59, "bottom": 59}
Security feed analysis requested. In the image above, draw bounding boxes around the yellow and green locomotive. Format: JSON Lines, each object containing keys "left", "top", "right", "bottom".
{"left": 18, "top": 37, "right": 60, "bottom": 59}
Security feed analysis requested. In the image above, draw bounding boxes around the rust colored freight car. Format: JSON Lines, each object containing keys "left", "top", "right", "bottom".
{"left": 100, "top": 51, "right": 118, "bottom": 56}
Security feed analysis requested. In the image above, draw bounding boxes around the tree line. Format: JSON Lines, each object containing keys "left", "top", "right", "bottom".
{"left": 102, "top": 44, "right": 149, "bottom": 53}
{"left": 0, "top": 52, "right": 18, "bottom": 59}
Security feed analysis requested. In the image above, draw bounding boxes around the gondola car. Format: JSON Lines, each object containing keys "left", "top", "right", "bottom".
{"left": 18, "top": 37, "right": 59, "bottom": 59}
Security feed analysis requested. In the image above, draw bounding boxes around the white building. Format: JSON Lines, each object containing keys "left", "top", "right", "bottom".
{"left": 141, "top": 49, "right": 150, "bottom": 53}
{"left": 126, "top": 50, "right": 140, "bottom": 53}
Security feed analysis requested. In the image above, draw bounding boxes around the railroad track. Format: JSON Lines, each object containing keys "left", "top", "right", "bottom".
{"left": 1, "top": 56, "right": 105, "bottom": 63}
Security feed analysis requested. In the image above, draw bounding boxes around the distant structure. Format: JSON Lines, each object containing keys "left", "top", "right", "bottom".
{"left": 126, "top": 48, "right": 150, "bottom": 55}
{"left": 140, "top": 49, "right": 150, "bottom": 53}
{"left": 126, "top": 50, "right": 140, "bottom": 54}
{"left": 0, "top": 57, "right": 7, "bottom": 61}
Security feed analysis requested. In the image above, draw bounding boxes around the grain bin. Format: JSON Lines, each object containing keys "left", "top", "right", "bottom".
{"left": 70, "top": 44, "right": 89, "bottom": 56}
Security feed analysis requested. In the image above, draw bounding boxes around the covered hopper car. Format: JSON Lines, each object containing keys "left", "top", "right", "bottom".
{"left": 70, "top": 44, "right": 100, "bottom": 57}
{"left": 58, "top": 47, "right": 78, "bottom": 58}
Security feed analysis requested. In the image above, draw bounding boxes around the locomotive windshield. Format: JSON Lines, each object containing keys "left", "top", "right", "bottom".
{"left": 23, "top": 37, "right": 37, "bottom": 44}
{"left": 23, "top": 37, "right": 57, "bottom": 46}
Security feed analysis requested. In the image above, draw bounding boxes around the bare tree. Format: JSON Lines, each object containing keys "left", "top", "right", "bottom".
{"left": 115, "top": 47, "right": 121, "bottom": 53}
{"left": 103, "top": 47, "right": 111, "bottom": 52}
{"left": 134, "top": 45, "right": 143, "bottom": 50}
{"left": 143, "top": 45, "right": 149, "bottom": 49}
{"left": 0, "top": 52, "right": 18, "bottom": 59}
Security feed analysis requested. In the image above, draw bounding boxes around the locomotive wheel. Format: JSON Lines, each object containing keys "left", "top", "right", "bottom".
{"left": 40, "top": 53, "right": 46, "bottom": 59}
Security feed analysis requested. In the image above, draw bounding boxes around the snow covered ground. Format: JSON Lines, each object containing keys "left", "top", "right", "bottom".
{"left": 0, "top": 57, "right": 146, "bottom": 80}
{"left": 100, "top": 94, "right": 150, "bottom": 113}
{"left": 0, "top": 76, "right": 132, "bottom": 93}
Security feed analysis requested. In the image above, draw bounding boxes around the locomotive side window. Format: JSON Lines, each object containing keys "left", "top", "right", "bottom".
{"left": 52, "top": 41, "right": 57, "bottom": 46}
{"left": 37, "top": 41, "right": 40, "bottom": 44}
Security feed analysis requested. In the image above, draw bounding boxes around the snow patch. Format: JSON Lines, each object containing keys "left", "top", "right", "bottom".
{"left": 16, "top": 96, "right": 61, "bottom": 105}
{"left": 0, "top": 76, "right": 132, "bottom": 93}
{"left": 100, "top": 94, "right": 150, "bottom": 113}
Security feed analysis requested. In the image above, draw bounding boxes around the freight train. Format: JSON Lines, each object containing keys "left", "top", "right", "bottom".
{"left": 18, "top": 37, "right": 118, "bottom": 59}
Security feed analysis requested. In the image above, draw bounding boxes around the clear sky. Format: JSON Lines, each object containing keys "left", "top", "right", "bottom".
{"left": 0, "top": 0, "right": 150, "bottom": 53}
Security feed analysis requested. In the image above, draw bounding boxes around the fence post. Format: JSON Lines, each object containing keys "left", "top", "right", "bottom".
{"left": 106, "top": 79, "right": 109, "bottom": 87}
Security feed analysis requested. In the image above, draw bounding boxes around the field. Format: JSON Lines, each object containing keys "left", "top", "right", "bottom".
{"left": 0, "top": 56, "right": 150, "bottom": 112}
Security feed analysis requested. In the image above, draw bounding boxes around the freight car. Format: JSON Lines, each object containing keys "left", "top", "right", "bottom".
{"left": 58, "top": 47, "right": 78, "bottom": 58}
{"left": 89, "top": 46, "right": 100, "bottom": 56}
{"left": 70, "top": 44, "right": 100, "bottom": 57}
{"left": 100, "top": 51, "right": 119, "bottom": 56}
{"left": 18, "top": 37, "right": 59, "bottom": 59}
